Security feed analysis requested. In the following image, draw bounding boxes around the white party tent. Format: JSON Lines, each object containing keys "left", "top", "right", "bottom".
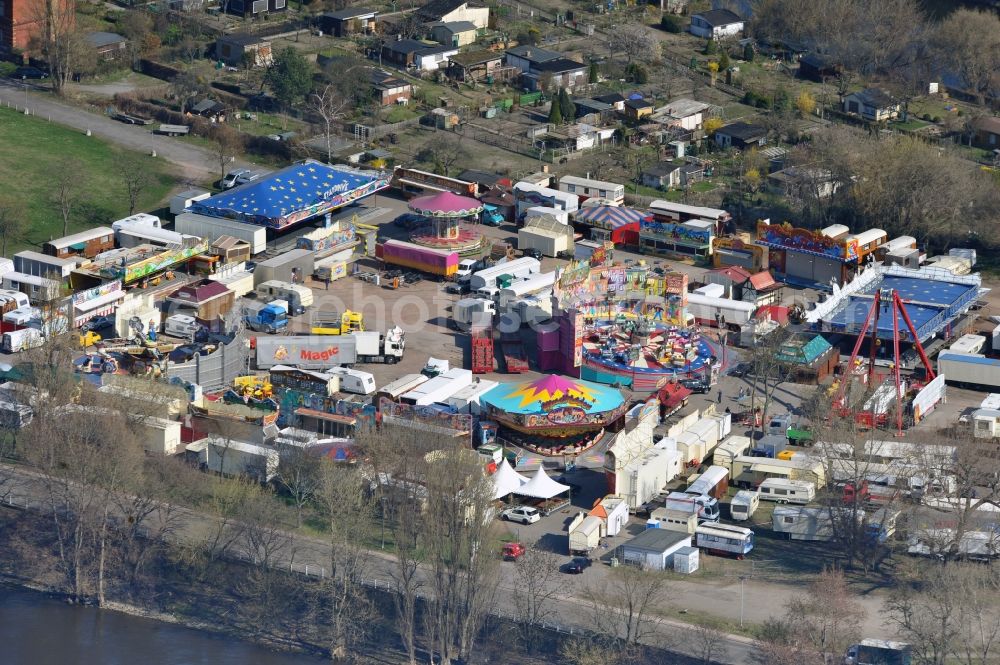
{"left": 514, "top": 466, "right": 571, "bottom": 500}
{"left": 492, "top": 458, "right": 530, "bottom": 499}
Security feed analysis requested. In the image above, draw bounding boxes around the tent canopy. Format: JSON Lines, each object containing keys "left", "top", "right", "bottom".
{"left": 514, "top": 466, "right": 570, "bottom": 499}
{"left": 574, "top": 205, "right": 649, "bottom": 230}
{"left": 493, "top": 458, "right": 529, "bottom": 499}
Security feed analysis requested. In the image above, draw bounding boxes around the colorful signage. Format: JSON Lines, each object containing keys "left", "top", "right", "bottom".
{"left": 755, "top": 221, "right": 859, "bottom": 262}
{"left": 72, "top": 279, "right": 123, "bottom": 306}
{"left": 639, "top": 220, "right": 712, "bottom": 245}
{"left": 113, "top": 242, "right": 209, "bottom": 284}
{"left": 296, "top": 224, "right": 356, "bottom": 253}
{"left": 379, "top": 397, "right": 473, "bottom": 437}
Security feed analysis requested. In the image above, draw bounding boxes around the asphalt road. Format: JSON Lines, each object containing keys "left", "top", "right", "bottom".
{"left": 0, "top": 79, "right": 236, "bottom": 182}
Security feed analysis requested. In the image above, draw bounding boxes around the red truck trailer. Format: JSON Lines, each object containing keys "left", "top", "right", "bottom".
{"left": 471, "top": 324, "right": 495, "bottom": 374}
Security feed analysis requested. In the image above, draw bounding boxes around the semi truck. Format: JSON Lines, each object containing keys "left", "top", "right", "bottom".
{"left": 254, "top": 328, "right": 404, "bottom": 369}
{"left": 937, "top": 352, "right": 1000, "bottom": 390}
{"left": 844, "top": 640, "right": 912, "bottom": 665}
{"left": 256, "top": 280, "right": 313, "bottom": 316}
{"left": 376, "top": 239, "right": 459, "bottom": 278}
{"left": 243, "top": 301, "right": 289, "bottom": 334}
{"left": 310, "top": 310, "right": 363, "bottom": 335}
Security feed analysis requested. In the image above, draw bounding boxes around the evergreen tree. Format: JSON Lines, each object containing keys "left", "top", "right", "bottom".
{"left": 588, "top": 61, "right": 599, "bottom": 84}
{"left": 558, "top": 88, "right": 575, "bottom": 122}
{"left": 548, "top": 98, "right": 563, "bottom": 125}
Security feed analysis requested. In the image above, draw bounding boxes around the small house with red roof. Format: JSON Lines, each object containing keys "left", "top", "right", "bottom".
{"left": 166, "top": 279, "right": 235, "bottom": 326}
{"left": 742, "top": 271, "right": 784, "bottom": 307}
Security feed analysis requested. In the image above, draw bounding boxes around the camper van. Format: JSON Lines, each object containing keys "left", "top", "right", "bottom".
{"left": 729, "top": 490, "right": 760, "bottom": 521}
{"left": 664, "top": 491, "right": 720, "bottom": 523}
{"left": 1, "top": 328, "right": 43, "bottom": 353}
{"left": 163, "top": 314, "right": 205, "bottom": 342}
{"left": 758, "top": 478, "right": 816, "bottom": 505}
{"left": 327, "top": 367, "right": 376, "bottom": 395}
{"left": 256, "top": 280, "right": 313, "bottom": 316}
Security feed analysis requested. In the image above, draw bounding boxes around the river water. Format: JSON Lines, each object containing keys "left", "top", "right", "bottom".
{"left": 0, "top": 585, "right": 327, "bottom": 665}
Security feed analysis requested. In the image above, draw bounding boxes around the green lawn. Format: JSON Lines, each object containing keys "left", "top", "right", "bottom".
{"left": 0, "top": 106, "right": 175, "bottom": 253}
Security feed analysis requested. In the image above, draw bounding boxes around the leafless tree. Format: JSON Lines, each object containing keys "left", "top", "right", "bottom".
{"left": 932, "top": 9, "right": 1000, "bottom": 107}
{"left": 210, "top": 126, "right": 244, "bottom": 185}
{"left": 584, "top": 564, "right": 668, "bottom": 648}
{"left": 52, "top": 160, "right": 83, "bottom": 237}
{"left": 315, "top": 460, "right": 377, "bottom": 660}
{"left": 510, "top": 545, "right": 561, "bottom": 652}
{"left": 117, "top": 154, "right": 154, "bottom": 216}
{"left": 0, "top": 198, "right": 26, "bottom": 256}
{"left": 171, "top": 70, "right": 208, "bottom": 115}
{"left": 275, "top": 443, "right": 322, "bottom": 528}
{"left": 694, "top": 623, "right": 731, "bottom": 665}
{"left": 608, "top": 23, "right": 658, "bottom": 67}
{"left": 559, "top": 636, "right": 622, "bottom": 665}
{"left": 26, "top": 0, "right": 87, "bottom": 94}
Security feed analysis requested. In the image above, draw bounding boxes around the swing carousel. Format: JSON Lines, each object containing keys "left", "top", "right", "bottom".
{"left": 406, "top": 191, "right": 486, "bottom": 255}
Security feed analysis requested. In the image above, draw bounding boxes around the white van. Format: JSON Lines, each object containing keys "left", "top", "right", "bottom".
{"left": 1, "top": 328, "right": 43, "bottom": 353}
{"left": 730, "top": 490, "right": 760, "bottom": 521}
{"left": 758, "top": 478, "right": 815, "bottom": 505}
{"left": 455, "top": 259, "right": 478, "bottom": 282}
{"left": 163, "top": 314, "right": 204, "bottom": 341}
{"left": 328, "top": 367, "right": 376, "bottom": 395}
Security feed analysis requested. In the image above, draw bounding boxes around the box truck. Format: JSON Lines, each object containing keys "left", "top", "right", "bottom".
{"left": 353, "top": 328, "right": 405, "bottom": 364}
{"left": 453, "top": 298, "right": 496, "bottom": 327}
{"left": 664, "top": 491, "right": 720, "bottom": 523}
{"left": 937, "top": 352, "right": 1000, "bottom": 390}
{"left": 843, "top": 640, "right": 911, "bottom": 665}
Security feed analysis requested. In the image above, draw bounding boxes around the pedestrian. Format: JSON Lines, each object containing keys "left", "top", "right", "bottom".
{"left": 717, "top": 390, "right": 723, "bottom": 404}
{"left": 324, "top": 275, "right": 330, "bottom": 291}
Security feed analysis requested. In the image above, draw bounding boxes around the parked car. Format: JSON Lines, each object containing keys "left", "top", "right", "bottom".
{"left": 501, "top": 506, "right": 540, "bottom": 525}
{"left": 81, "top": 315, "right": 114, "bottom": 333}
{"left": 170, "top": 343, "right": 214, "bottom": 362}
{"left": 563, "top": 557, "right": 592, "bottom": 574}
{"left": 446, "top": 282, "right": 470, "bottom": 295}
{"left": 12, "top": 66, "right": 47, "bottom": 79}
{"left": 522, "top": 248, "right": 543, "bottom": 260}
{"left": 729, "top": 362, "right": 753, "bottom": 378}
{"left": 502, "top": 542, "right": 526, "bottom": 561}
{"left": 221, "top": 169, "right": 261, "bottom": 190}
{"left": 680, "top": 378, "right": 710, "bottom": 394}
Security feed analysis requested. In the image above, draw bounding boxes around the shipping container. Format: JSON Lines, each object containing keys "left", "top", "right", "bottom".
{"left": 253, "top": 249, "right": 315, "bottom": 287}
{"left": 255, "top": 335, "right": 357, "bottom": 368}
{"left": 938, "top": 352, "right": 1000, "bottom": 390}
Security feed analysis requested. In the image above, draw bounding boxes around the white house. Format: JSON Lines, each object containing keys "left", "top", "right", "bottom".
{"left": 620, "top": 529, "right": 692, "bottom": 571}
{"left": 689, "top": 8, "right": 744, "bottom": 40}
{"left": 842, "top": 88, "right": 901, "bottom": 122}
{"left": 652, "top": 98, "right": 712, "bottom": 131}
{"left": 417, "top": 0, "right": 490, "bottom": 30}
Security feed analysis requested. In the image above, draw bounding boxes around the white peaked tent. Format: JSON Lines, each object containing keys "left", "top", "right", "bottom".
{"left": 514, "top": 466, "right": 571, "bottom": 500}
{"left": 493, "top": 458, "right": 530, "bottom": 499}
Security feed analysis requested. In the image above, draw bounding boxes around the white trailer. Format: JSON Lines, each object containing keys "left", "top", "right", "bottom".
{"left": 758, "top": 478, "right": 816, "bottom": 504}
{"left": 685, "top": 293, "right": 756, "bottom": 327}
{"left": 568, "top": 512, "right": 602, "bottom": 554}
{"left": 174, "top": 212, "right": 268, "bottom": 256}
{"left": 445, "top": 379, "right": 498, "bottom": 415}
{"left": 498, "top": 272, "right": 556, "bottom": 308}
{"left": 170, "top": 189, "right": 211, "bottom": 216}
{"left": 772, "top": 506, "right": 863, "bottom": 541}
{"left": 400, "top": 368, "right": 473, "bottom": 406}
{"left": 729, "top": 490, "right": 759, "bottom": 521}
{"left": 732, "top": 455, "right": 826, "bottom": 488}
{"left": 327, "top": 367, "right": 376, "bottom": 395}
{"left": 938, "top": 352, "right": 1000, "bottom": 390}
{"left": 376, "top": 374, "right": 429, "bottom": 403}
{"left": 453, "top": 298, "right": 496, "bottom": 326}
{"left": 468, "top": 257, "right": 542, "bottom": 291}
{"left": 1, "top": 328, "right": 43, "bottom": 353}
{"left": 685, "top": 465, "right": 729, "bottom": 499}
{"left": 618, "top": 440, "right": 682, "bottom": 511}
{"left": 256, "top": 280, "right": 314, "bottom": 315}
{"left": 712, "top": 435, "right": 752, "bottom": 473}
{"left": 675, "top": 416, "right": 723, "bottom": 466}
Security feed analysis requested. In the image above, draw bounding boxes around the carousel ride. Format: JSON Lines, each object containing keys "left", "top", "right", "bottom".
{"left": 406, "top": 191, "right": 487, "bottom": 255}
{"left": 479, "top": 374, "right": 627, "bottom": 456}
{"left": 75, "top": 317, "right": 175, "bottom": 378}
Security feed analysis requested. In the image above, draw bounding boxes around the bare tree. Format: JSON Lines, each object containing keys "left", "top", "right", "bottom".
{"left": 274, "top": 443, "right": 322, "bottom": 528}
{"left": 585, "top": 564, "right": 668, "bottom": 648}
{"left": 0, "top": 198, "right": 26, "bottom": 256}
{"left": 694, "top": 623, "right": 731, "bottom": 665}
{"left": 117, "top": 154, "right": 154, "bottom": 216}
{"left": 210, "top": 126, "right": 244, "bottom": 185}
{"left": 510, "top": 545, "right": 561, "bottom": 652}
{"left": 608, "top": 23, "right": 658, "bottom": 67}
{"left": 559, "top": 636, "right": 622, "bottom": 665}
{"left": 933, "top": 9, "right": 1000, "bottom": 107}
{"left": 52, "top": 160, "right": 84, "bottom": 237}
{"left": 171, "top": 70, "right": 208, "bottom": 115}
{"left": 311, "top": 60, "right": 370, "bottom": 163}
{"left": 27, "top": 0, "right": 86, "bottom": 94}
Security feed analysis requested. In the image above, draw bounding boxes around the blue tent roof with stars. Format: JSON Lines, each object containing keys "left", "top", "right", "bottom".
{"left": 190, "top": 160, "right": 390, "bottom": 229}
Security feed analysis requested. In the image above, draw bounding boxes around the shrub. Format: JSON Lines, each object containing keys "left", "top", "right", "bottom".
{"left": 932, "top": 115, "right": 942, "bottom": 123}
{"left": 660, "top": 15, "right": 682, "bottom": 33}
{"left": 0, "top": 62, "right": 16, "bottom": 78}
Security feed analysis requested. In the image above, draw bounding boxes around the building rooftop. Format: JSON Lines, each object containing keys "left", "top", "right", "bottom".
{"left": 693, "top": 8, "right": 743, "bottom": 27}
{"left": 850, "top": 87, "right": 897, "bottom": 108}
{"left": 323, "top": 7, "right": 377, "bottom": 20}
{"left": 505, "top": 45, "right": 561, "bottom": 63}
{"left": 448, "top": 49, "right": 503, "bottom": 67}
{"left": 86, "top": 31, "right": 127, "bottom": 48}
{"left": 430, "top": 20, "right": 478, "bottom": 33}
{"left": 776, "top": 334, "right": 833, "bottom": 365}
{"left": 622, "top": 528, "right": 689, "bottom": 553}
{"left": 718, "top": 121, "right": 766, "bottom": 141}
{"left": 657, "top": 98, "right": 711, "bottom": 119}
{"left": 218, "top": 32, "right": 264, "bottom": 46}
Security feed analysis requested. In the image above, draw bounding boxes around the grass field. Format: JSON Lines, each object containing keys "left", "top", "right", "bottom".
{"left": 0, "top": 106, "right": 175, "bottom": 253}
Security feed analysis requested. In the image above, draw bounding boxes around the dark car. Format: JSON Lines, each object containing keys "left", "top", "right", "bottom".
{"left": 729, "top": 362, "right": 753, "bottom": 378}
{"left": 446, "top": 282, "right": 471, "bottom": 295}
{"left": 403, "top": 271, "right": 423, "bottom": 284}
{"left": 171, "top": 343, "right": 214, "bottom": 363}
{"left": 392, "top": 213, "right": 427, "bottom": 230}
{"left": 563, "top": 557, "right": 593, "bottom": 574}
{"left": 245, "top": 261, "right": 257, "bottom": 273}
{"left": 12, "top": 66, "right": 47, "bottom": 80}
{"left": 206, "top": 331, "right": 236, "bottom": 346}
{"left": 81, "top": 315, "right": 114, "bottom": 333}
{"left": 522, "top": 248, "right": 544, "bottom": 260}
{"left": 680, "top": 378, "right": 710, "bottom": 394}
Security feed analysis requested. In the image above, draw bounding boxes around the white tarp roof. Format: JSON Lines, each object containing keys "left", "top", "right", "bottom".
{"left": 493, "top": 458, "right": 530, "bottom": 499}
{"left": 514, "top": 465, "right": 570, "bottom": 500}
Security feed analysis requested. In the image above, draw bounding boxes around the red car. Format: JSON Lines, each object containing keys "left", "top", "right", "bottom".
{"left": 502, "top": 542, "right": 526, "bottom": 561}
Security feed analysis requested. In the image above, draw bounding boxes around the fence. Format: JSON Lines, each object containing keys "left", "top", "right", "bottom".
{"left": 163, "top": 332, "right": 250, "bottom": 392}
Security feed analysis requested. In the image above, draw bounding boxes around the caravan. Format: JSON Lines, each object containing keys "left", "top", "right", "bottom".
{"left": 758, "top": 478, "right": 816, "bottom": 505}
